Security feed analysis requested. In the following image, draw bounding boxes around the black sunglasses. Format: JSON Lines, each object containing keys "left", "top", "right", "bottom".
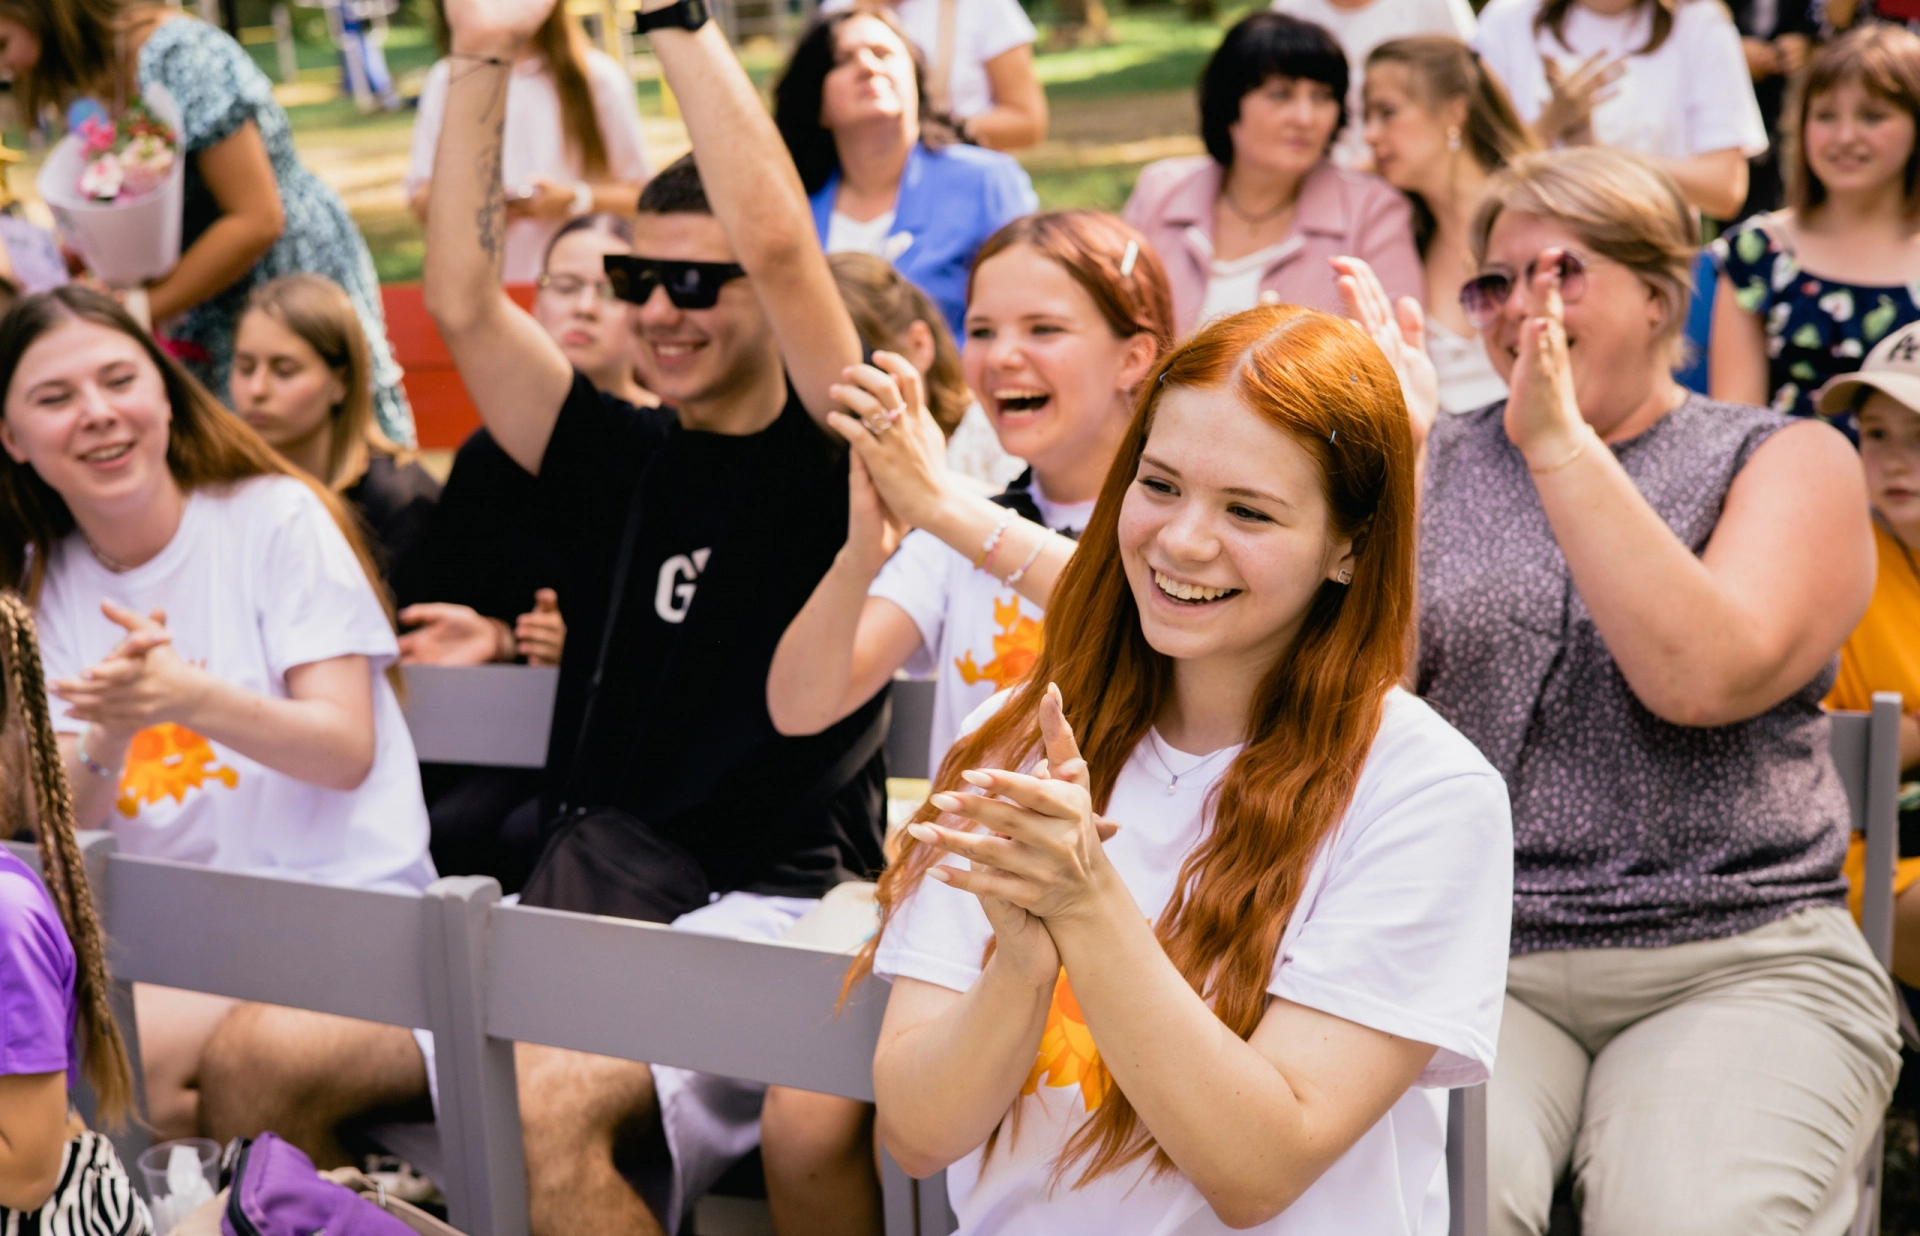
{"left": 603, "top": 255, "right": 747, "bottom": 309}
{"left": 1459, "top": 251, "right": 1597, "bottom": 332}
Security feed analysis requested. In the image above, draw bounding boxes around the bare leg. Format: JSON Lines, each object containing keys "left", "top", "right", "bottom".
{"left": 133, "top": 984, "right": 239, "bottom": 1141}
{"left": 197, "top": 1004, "right": 430, "bottom": 1166}
{"left": 516, "top": 1042, "right": 667, "bottom": 1236}
{"left": 761, "top": 1087, "right": 881, "bottom": 1236}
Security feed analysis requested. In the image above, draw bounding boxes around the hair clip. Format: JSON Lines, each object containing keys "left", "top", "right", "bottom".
{"left": 1328, "top": 429, "right": 1338, "bottom": 444}
{"left": 1158, "top": 371, "right": 1169, "bottom": 386}
{"left": 1120, "top": 240, "right": 1139, "bottom": 278}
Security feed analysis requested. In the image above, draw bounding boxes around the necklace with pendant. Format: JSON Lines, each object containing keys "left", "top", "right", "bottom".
{"left": 1145, "top": 732, "right": 1234, "bottom": 796}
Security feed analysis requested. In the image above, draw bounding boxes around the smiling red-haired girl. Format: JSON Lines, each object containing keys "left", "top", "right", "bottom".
{"left": 853, "top": 303, "right": 1514, "bottom": 1234}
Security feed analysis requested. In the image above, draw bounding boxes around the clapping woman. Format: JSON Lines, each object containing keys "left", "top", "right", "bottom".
{"left": 856, "top": 305, "right": 1513, "bottom": 1233}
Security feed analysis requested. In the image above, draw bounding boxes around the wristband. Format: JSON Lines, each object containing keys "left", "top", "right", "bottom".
{"left": 1003, "top": 531, "right": 1047, "bottom": 586}
{"left": 569, "top": 181, "right": 593, "bottom": 218}
{"left": 124, "top": 286, "right": 151, "bottom": 331}
{"left": 77, "top": 729, "right": 122, "bottom": 779}
{"left": 973, "top": 509, "right": 1016, "bottom": 572}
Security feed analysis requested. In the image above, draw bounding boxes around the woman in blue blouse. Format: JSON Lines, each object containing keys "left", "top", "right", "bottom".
{"left": 0, "top": 2, "right": 413, "bottom": 444}
{"left": 773, "top": 8, "right": 1037, "bottom": 339}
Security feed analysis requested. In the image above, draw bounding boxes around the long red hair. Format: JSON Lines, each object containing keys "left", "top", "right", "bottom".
{"left": 850, "top": 305, "right": 1417, "bottom": 1185}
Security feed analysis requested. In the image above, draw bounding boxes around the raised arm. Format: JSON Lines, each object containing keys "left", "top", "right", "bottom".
{"left": 422, "top": 0, "right": 576, "bottom": 474}
{"left": 1513, "top": 259, "right": 1872, "bottom": 727}
{"left": 640, "top": 0, "right": 862, "bottom": 422}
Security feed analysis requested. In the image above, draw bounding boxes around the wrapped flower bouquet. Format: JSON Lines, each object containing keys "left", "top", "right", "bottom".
{"left": 37, "top": 87, "right": 186, "bottom": 289}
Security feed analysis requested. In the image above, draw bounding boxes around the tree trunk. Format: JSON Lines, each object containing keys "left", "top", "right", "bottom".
{"left": 1049, "top": 0, "right": 1113, "bottom": 50}
{"left": 1184, "top": 0, "right": 1216, "bottom": 19}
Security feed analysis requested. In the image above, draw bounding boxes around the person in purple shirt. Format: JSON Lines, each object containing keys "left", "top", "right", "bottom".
{"left": 0, "top": 594, "right": 146, "bottom": 1228}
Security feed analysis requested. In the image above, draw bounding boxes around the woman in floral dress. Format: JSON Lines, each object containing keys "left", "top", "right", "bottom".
{"left": 1710, "top": 23, "right": 1920, "bottom": 443}
{"left": 0, "top": 2, "right": 413, "bottom": 444}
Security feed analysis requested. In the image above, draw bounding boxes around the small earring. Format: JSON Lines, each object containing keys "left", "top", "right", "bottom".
{"left": 1447, "top": 127, "right": 1461, "bottom": 152}
{"left": 1336, "top": 568, "right": 1353, "bottom": 585}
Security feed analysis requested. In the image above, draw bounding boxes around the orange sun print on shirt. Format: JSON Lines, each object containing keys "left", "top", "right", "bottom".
{"left": 955, "top": 595, "right": 1044, "bottom": 690}
{"left": 1023, "top": 969, "right": 1108, "bottom": 1111}
{"left": 116, "top": 723, "right": 239, "bottom": 818}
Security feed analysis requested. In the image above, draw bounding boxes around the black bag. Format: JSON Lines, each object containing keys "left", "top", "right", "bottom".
{"left": 519, "top": 440, "right": 715, "bottom": 921}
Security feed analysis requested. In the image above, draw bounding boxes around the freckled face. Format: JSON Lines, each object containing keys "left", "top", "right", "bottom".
{"left": 1117, "top": 385, "right": 1352, "bottom": 673}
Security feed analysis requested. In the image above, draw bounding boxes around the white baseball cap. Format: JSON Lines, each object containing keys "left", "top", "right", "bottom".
{"left": 1816, "top": 320, "right": 1920, "bottom": 416}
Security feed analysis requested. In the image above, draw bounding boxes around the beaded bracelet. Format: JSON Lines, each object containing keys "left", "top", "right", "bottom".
{"left": 77, "top": 729, "right": 121, "bottom": 779}
{"left": 973, "top": 509, "right": 1016, "bottom": 572}
{"left": 1003, "top": 531, "right": 1048, "bottom": 586}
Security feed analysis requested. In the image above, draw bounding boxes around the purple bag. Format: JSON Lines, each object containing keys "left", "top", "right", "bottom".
{"left": 220, "top": 1135, "right": 415, "bottom": 1236}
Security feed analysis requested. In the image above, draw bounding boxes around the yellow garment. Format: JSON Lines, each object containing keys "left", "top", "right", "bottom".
{"left": 1829, "top": 520, "right": 1920, "bottom": 923}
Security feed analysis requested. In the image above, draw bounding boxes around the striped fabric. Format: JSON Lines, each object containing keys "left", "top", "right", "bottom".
{"left": 0, "top": 1131, "right": 153, "bottom": 1236}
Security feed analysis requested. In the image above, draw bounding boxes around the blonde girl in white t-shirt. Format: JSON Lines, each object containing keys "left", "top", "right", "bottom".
{"left": 852, "top": 304, "right": 1513, "bottom": 1234}
{"left": 0, "top": 286, "right": 434, "bottom": 1148}
{"left": 761, "top": 210, "right": 1172, "bottom": 1236}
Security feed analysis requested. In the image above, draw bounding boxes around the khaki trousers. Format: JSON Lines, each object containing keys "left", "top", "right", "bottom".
{"left": 1488, "top": 906, "right": 1901, "bottom": 1236}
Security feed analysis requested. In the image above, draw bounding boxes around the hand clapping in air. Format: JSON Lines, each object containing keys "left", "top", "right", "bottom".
{"left": 49, "top": 602, "right": 207, "bottom": 742}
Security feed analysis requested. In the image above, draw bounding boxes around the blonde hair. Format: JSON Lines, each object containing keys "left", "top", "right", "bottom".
{"left": 241, "top": 275, "right": 405, "bottom": 493}
{"left": 0, "top": 594, "right": 135, "bottom": 1123}
{"left": 1471, "top": 146, "right": 1697, "bottom": 366}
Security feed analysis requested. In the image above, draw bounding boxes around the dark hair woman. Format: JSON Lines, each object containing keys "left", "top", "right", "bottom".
{"left": 1123, "top": 12, "right": 1423, "bottom": 336}
{"left": 773, "top": 7, "right": 1037, "bottom": 338}
{"left": 0, "top": 0, "right": 415, "bottom": 445}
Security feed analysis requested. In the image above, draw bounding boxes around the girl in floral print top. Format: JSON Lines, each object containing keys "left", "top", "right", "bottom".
{"left": 1710, "top": 24, "right": 1920, "bottom": 441}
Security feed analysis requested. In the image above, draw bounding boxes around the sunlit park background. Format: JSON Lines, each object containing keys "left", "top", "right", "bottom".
{"left": 0, "top": 0, "right": 1250, "bottom": 284}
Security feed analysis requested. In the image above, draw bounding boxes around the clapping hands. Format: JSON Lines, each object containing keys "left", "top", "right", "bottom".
{"left": 49, "top": 602, "right": 206, "bottom": 742}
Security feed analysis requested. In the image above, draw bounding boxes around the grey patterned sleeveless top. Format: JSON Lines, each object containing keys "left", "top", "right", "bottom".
{"left": 1417, "top": 396, "right": 1849, "bottom": 955}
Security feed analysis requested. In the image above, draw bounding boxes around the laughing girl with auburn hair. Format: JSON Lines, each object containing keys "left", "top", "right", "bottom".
{"left": 856, "top": 304, "right": 1513, "bottom": 1233}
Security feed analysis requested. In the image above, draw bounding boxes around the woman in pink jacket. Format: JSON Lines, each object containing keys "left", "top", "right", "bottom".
{"left": 1125, "top": 12, "right": 1423, "bottom": 336}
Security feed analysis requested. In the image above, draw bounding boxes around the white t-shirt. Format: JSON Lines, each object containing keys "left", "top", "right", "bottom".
{"left": 1473, "top": 0, "right": 1767, "bottom": 162}
{"left": 1427, "top": 316, "right": 1508, "bottom": 414}
{"left": 868, "top": 487, "right": 1094, "bottom": 774}
{"left": 819, "top": 0, "right": 1037, "bottom": 121}
{"left": 1272, "top": 0, "right": 1477, "bottom": 170}
{"left": 36, "top": 477, "right": 435, "bottom": 893}
{"left": 406, "top": 49, "right": 654, "bottom": 283}
{"left": 1199, "top": 238, "right": 1299, "bottom": 326}
{"left": 874, "top": 688, "right": 1513, "bottom": 1235}
{"left": 826, "top": 209, "right": 901, "bottom": 258}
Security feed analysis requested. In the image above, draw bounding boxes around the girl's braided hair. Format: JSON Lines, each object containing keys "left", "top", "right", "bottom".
{"left": 0, "top": 593, "right": 134, "bottom": 1122}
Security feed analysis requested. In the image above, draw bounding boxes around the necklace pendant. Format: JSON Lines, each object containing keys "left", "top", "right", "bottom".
{"left": 1166, "top": 779, "right": 1178, "bottom": 795}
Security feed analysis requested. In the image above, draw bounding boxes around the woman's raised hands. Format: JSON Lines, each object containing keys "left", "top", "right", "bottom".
{"left": 908, "top": 685, "right": 1122, "bottom": 988}
{"left": 1333, "top": 256, "right": 1438, "bottom": 453}
{"left": 824, "top": 351, "right": 955, "bottom": 533}
{"left": 1503, "top": 249, "right": 1592, "bottom": 472}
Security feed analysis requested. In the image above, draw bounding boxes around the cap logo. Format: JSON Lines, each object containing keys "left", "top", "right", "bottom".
{"left": 1890, "top": 333, "right": 1920, "bottom": 366}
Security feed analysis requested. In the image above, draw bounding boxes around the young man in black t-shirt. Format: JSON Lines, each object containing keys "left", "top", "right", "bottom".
{"left": 422, "top": 1, "right": 890, "bottom": 1231}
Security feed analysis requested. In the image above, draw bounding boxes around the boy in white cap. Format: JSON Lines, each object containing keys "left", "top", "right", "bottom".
{"left": 1816, "top": 321, "right": 1920, "bottom": 986}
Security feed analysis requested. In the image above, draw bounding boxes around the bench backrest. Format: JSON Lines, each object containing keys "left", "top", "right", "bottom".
{"left": 1829, "top": 693, "right": 1903, "bottom": 971}
{"left": 400, "top": 664, "right": 559, "bottom": 768}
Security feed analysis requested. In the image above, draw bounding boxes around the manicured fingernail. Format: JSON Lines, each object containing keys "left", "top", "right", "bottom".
{"left": 929, "top": 792, "right": 963, "bottom": 812}
{"left": 959, "top": 769, "right": 992, "bottom": 787}
{"left": 906, "top": 823, "right": 939, "bottom": 843}
{"left": 927, "top": 866, "right": 952, "bottom": 883}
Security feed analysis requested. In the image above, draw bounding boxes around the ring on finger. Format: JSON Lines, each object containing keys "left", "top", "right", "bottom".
{"left": 863, "top": 407, "right": 900, "bottom": 437}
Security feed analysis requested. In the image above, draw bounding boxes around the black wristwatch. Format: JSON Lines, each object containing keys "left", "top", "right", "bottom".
{"left": 634, "top": 0, "right": 709, "bottom": 33}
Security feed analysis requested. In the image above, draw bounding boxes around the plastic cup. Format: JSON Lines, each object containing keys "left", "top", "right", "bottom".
{"left": 136, "top": 1138, "right": 220, "bottom": 1235}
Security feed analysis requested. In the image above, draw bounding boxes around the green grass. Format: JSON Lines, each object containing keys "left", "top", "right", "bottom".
{"left": 1029, "top": 160, "right": 1160, "bottom": 213}
{"left": 1034, "top": 7, "right": 1252, "bottom": 100}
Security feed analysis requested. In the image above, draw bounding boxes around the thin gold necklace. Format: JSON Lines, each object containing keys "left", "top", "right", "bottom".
{"left": 82, "top": 532, "right": 132, "bottom": 574}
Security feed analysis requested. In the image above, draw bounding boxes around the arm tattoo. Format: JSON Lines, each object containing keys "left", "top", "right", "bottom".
{"left": 475, "top": 117, "right": 506, "bottom": 267}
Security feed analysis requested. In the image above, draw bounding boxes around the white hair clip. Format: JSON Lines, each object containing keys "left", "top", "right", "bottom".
{"left": 1120, "top": 240, "right": 1139, "bottom": 278}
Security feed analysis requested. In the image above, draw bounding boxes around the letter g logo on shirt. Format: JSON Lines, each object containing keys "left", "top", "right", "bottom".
{"left": 654, "top": 548, "right": 712, "bottom": 624}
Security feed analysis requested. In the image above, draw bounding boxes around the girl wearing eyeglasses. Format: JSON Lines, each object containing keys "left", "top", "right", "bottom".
{"left": 530, "top": 213, "right": 654, "bottom": 410}
{"left": 1342, "top": 142, "right": 1899, "bottom": 1234}
{"left": 1709, "top": 23, "right": 1920, "bottom": 442}
{"left": 231, "top": 274, "right": 441, "bottom": 577}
